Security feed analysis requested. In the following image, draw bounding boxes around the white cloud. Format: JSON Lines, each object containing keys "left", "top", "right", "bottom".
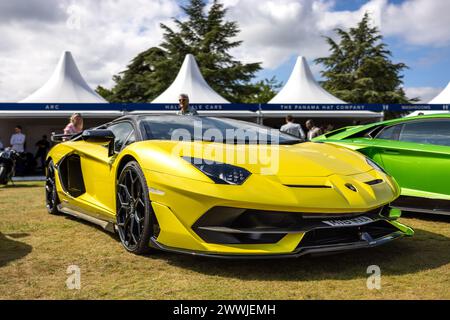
{"left": 225, "top": 0, "right": 450, "bottom": 69}
{"left": 0, "top": 0, "right": 179, "bottom": 102}
{"left": 225, "top": 0, "right": 336, "bottom": 69}
{"left": 224, "top": 0, "right": 387, "bottom": 69}
{"left": 404, "top": 86, "right": 443, "bottom": 103}
{"left": 383, "top": 0, "right": 450, "bottom": 46}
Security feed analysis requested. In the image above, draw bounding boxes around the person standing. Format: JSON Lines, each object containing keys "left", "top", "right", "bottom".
{"left": 324, "top": 124, "right": 335, "bottom": 133}
{"left": 64, "top": 113, "right": 84, "bottom": 136}
{"left": 176, "top": 94, "right": 198, "bottom": 116}
{"left": 280, "top": 115, "right": 306, "bottom": 140}
{"left": 10, "top": 125, "right": 26, "bottom": 153}
{"left": 305, "top": 120, "right": 323, "bottom": 141}
{"left": 35, "top": 135, "right": 50, "bottom": 170}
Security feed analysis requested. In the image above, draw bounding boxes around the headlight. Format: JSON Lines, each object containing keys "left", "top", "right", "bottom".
{"left": 366, "top": 158, "right": 389, "bottom": 175}
{"left": 183, "top": 157, "right": 251, "bottom": 185}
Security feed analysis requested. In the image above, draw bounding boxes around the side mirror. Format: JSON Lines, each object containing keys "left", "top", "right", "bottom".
{"left": 82, "top": 130, "right": 115, "bottom": 157}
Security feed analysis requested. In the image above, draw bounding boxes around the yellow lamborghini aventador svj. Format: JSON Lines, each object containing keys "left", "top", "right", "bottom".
{"left": 46, "top": 115, "right": 413, "bottom": 258}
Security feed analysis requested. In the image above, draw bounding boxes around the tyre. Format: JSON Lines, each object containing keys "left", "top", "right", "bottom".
{"left": 116, "top": 161, "right": 155, "bottom": 255}
{"left": 45, "top": 160, "right": 60, "bottom": 215}
{"left": 0, "top": 164, "right": 7, "bottom": 185}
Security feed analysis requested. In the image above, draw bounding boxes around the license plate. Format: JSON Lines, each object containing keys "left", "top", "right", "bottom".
{"left": 322, "top": 216, "right": 373, "bottom": 227}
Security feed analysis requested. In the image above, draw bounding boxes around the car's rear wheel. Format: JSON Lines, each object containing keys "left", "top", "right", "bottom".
{"left": 116, "top": 161, "right": 154, "bottom": 255}
{"left": 0, "top": 164, "right": 7, "bottom": 185}
{"left": 45, "top": 160, "right": 60, "bottom": 215}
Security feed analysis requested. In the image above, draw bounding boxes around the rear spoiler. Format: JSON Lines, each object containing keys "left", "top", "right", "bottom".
{"left": 51, "top": 132, "right": 81, "bottom": 143}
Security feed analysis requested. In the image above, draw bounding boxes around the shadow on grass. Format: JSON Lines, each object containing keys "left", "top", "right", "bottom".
{"left": 155, "top": 228, "right": 450, "bottom": 281}
{"left": 0, "top": 183, "right": 44, "bottom": 189}
{"left": 60, "top": 214, "right": 450, "bottom": 281}
{"left": 0, "top": 232, "right": 32, "bottom": 268}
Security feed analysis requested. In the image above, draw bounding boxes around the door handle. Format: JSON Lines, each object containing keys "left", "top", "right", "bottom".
{"left": 382, "top": 149, "right": 400, "bottom": 155}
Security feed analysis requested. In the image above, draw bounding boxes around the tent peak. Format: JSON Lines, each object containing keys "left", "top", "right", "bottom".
{"left": 20, "top": 50, "right": 106, "bottom": 103}
{"left": 269, "top": 55, "right": 346, "bottom": 104}
{"left": 429, "top": 81, "right": 450, "bottom": 104}
{"left": 152, "top": 54, "right": 229, "bottom": 104}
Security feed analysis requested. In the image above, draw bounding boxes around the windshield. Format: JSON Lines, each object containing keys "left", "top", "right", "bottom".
{"left": 139, "top": 116, "right": 302, "bottom": 145}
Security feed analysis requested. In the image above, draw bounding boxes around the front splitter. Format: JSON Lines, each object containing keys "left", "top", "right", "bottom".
{"left": 149, "top": 231, "right": 406, "bottom": 260}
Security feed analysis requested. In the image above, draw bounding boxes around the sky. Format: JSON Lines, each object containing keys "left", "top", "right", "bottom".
{"left": 0, "top": 0, "right": 449, "bottom": 103}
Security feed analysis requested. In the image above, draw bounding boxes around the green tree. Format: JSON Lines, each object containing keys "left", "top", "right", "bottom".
{"left": 315, "top": 13, "right": 416, "bottom": 104}
{"left": 96, "top": 85, "right": 114, "bottom": 102}
{"left": 99, "top": 0, "right": 262, "bottom": 103}
{"left": 242, "top": 77, "right": 283, "bottom": 103}
{"left": 97, "top": 47, "right": 168, "bottom": 103}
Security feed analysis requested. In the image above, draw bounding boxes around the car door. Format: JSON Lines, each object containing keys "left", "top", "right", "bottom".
{"left": 69, "top": 121, "right": 136, "bottom": 220}
{"left": 91, "top": 121, "right": 137, "bottom": 216}
{"left": 373, "top": 119, "right": 450, "bottom": 199}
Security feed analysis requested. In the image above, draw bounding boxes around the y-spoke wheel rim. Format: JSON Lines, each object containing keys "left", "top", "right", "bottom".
{"left": 117, "top": 167, "right": 146, "bottom": 250}
{"left": 46, "top": 162, "right": 57, "bottom": 210}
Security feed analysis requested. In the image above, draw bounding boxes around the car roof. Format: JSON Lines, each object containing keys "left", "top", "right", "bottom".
{"left": 109, "top": 114, "right": 204, "bottom": 123}
{"left": 317, "top": 113, "right": 450, "bottom": 140}
{"left": 378, "top": 113, "right": 450, "bottom": 126}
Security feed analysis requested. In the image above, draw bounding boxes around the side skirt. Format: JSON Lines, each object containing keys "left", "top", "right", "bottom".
{"left": 390, "top": 196, "right": 450, "bottom": 216}
{"left": 57, "top": 204, "right": 116, "bottom": 233}
{"left": 390, "top": 206, "right": 450, "bottom": 216}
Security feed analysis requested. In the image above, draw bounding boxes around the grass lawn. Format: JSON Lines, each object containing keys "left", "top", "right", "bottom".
{"left": 0, "top": 182, "right": 449, "bottom": 300}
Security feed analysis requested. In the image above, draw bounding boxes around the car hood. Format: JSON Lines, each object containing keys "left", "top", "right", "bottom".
{"left": 131, "top": 140, "right": 373, "bottom": 178}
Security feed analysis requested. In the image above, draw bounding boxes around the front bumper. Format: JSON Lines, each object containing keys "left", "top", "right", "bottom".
{"left": 149, "top": 230, "right": 406, "bottom": 259}
{"left": 150, "top": 199, "right": 413, "bottom": 258}
{"left": 144, "top": 169, "right": 411, "bottom": 257}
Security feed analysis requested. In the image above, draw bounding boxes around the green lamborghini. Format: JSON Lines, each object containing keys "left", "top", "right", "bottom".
{"left": 314, "top": 114, "right": 450, "bottom": 215}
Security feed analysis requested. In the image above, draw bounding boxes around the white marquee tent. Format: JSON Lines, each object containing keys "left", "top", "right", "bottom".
{"left": 152, "top": 54, "right": 229, "bottom": 104}
{"left": 269, "top": 56, "right": 345, "bottom": 104}
{"left": 266, "top": 56, "right": 381, "bottom": 120}
{"left": 429, "top": 81, "right": 450, "bottom": 104}
{"left": 407, "top": 81, "right": 450, "bottom": 117}
{"left": 0, "top": 51, "right": 116, "bottom": 158}
{"left": 20, "top": 51, "right": 107, "bottom": 104}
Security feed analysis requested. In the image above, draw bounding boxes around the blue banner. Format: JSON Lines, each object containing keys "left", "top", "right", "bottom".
{"left": 260, "top": 104, "right": 450, "bottom": 112}
{"left": 0, "top": 103, "right": 449, "bottom": 112}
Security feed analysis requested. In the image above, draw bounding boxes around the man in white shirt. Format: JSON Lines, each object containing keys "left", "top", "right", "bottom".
{"left": 10, "top": 125, "right": 26, "bottom": 153}
{"left": 280, "top": 115, "right": 306, "bottom": 140}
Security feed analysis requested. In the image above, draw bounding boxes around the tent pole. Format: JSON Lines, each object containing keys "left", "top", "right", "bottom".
{"left": 257, "top": 104, "right": 264, "bottom": 125}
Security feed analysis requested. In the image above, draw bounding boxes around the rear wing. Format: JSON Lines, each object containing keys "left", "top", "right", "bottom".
{"left": 51, "top": 132, "right": 81, "bottom": 143}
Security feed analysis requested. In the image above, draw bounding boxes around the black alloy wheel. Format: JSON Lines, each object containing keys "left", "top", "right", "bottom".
{"left": 46, "top": 160, "right": 60, "bottom": 215}
{"left": 116, "top": 161, "right": 155, "bottom": 255}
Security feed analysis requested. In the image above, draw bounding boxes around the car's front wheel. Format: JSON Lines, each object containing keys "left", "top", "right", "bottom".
{"left": 116, "top": 161, "right": 155, "bottom": 255}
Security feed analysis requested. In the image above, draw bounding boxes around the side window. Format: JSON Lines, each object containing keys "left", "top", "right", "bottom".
{"left": 376, "top": 124, "right": 403, "bottom": 141}
{"left": 107, "top": 122, "right": 135, "bottom": 153}
{"left": 399, "top": 120, "right": 450, "bottom": 146}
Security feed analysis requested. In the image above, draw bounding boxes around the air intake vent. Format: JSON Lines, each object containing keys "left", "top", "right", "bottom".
{"left": 365, "top": 179, "right": 383, "bottom": 186}
{"left": 284, "top": 185, "right": 332, "bottom": 189}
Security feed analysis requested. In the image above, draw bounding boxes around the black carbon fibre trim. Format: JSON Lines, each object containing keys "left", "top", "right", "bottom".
{"left": 284, "top": 185, "right": 332, "bottom": 189}
{"left": 365, "top": 179, "right": 384, "bottom": 186}
{"left": 391, "top": 196, "right": 450, "bottom": 214}
{"left": 192, "top": 206, "right": 389, "bottom": 245}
